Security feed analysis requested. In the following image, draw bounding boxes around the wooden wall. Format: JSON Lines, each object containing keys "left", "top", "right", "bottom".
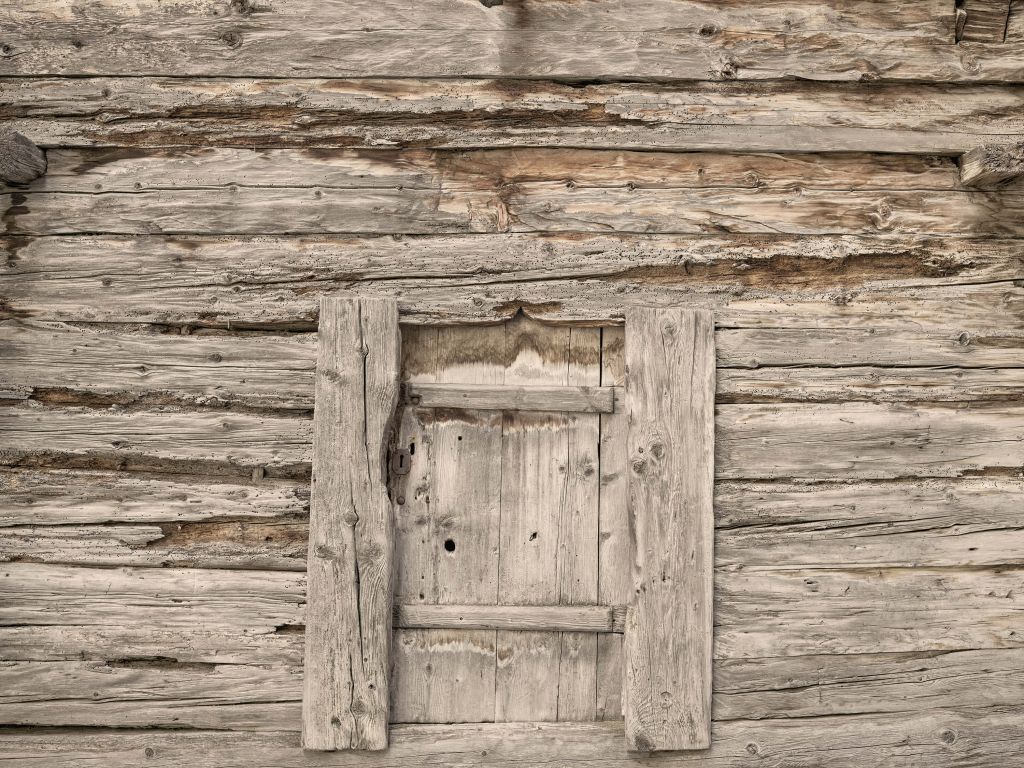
{"left": 2, "top": 0, "right": 1024, "bottom": 765}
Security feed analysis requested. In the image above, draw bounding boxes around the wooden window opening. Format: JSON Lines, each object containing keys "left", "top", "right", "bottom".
{"left": 303, "top": 298, "right": 715, "bottom": 753}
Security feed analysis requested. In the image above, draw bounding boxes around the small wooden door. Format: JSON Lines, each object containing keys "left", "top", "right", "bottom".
{"left": 303, "top": 299, "right": 714, "bottom": 753}
{"left": 391, "top": 317, "right": 621, "bottom": 724}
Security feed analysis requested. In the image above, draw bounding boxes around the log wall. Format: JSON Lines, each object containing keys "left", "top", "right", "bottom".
{"left": 2, "top": 0, "right": 1024, "bottom": 764}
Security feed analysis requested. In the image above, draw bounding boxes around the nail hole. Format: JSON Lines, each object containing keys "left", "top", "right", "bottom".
{"left": 444, "top": 539, "right": 456, "bottom": 553}
{"left": 529, "top": 531, "right": 538, "bottom": 541}
{"left": 457, "top": 435, "right": 462, "bottom": 441}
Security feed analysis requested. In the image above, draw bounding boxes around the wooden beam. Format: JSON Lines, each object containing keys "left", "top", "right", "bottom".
{"left": 964, "top": 141, "right": 1024, "bottom": 186}
{"left": 4, "top": 707, "right": 1023, "bottom": 767}
{"left": 958, "top": 0, "right": 1011, "bottom": 42}
{"left": 395, "top": 604, "right": 626, "bottom": 633}
{"left": 302, "top": 296, "right": 400, "bottom": 751}
{"left": 0, "top": 127, "right": 46, "bottom": 185}
{"left": 404, "top": 382, "right": 617, "bottom": 413}
{"left": 624, "top": 308, "right": 715, "bottom": 752}
{"left": 960, "top": 142, "right": 1024, "bottom": 185}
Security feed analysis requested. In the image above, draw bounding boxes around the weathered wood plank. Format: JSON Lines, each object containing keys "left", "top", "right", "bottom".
{"left": 8, "top": 3, "right": 1024, "bottom": 86}
{"left": 405, "top": 383, "right": 616, "bottom": 413}
{"left": 5, "top": 561, "right": 1024, "bottom": 661}
{"left": 8, "top": 78, "right": 1024, "bottom": 155}
{"left": 4, "top": 401, "right": 1024, "bottom": 481}
{"left": 5, "top": 321, "right": 1024, "bottom": 413}
{"left": 714, "top": 478, "right": 1024, "bottom": 569}
{"left": 391, "top": 325, "right": 504, "bottom": 724}
{"left": 6, "top": 472, "right": 1022, "bottom": 573}
{"left": 1, "top": 706, "right": 1022, "bottom": 767}
{"left": 303, "top": 297, "right": 399, "bottom": 751}
{"left": 556, "top": 328, "right": 603, "bottom": 720}
{"left": 2, "top": 1, "right": 952, "bottom": 38}
{"left": 4, "top": 646, "right": 1024, "bottom": 730}
{"left": 624, "top": 308, "right": 715, "bottom": 750}
{"left": 0, "top": 128, "right": 46, "bottom": 185}
{"left": 496, "top": 319, "right": 570, "bottom": 722}
{"left": 960, "top": 141, "right": 1024, "bottom": 185}
{"left": 595, "top": 327, "right": 629, "bottom": 721}
{"left": 7, "top": 148, "right": 1024, "bottom": 237}
{"left": 959, "top": 0, "right": 1012, "bottom": 42}
{"left": 0, "top": 467, "right": 308, "bottom": 527}
{"left": 0, "top": 320, "right": 317, "bottom": 410}
{"left": 395, "top": 605, "right": 625, "bottom": 633}
{"left": 5, "top": 233, "right": 1022, "bottom": 331}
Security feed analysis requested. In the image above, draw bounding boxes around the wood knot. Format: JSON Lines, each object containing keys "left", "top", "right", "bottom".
{"left": 313, "top": 544, "right": 337, "bottom": 560}
{"left": 479, "top": 0, "right": 503, "bottom": 6}
{"left": 940, "top": 728, "right": 957, "bottom": 744}
{"left": 219, "top": 30, "right": 243, "bottom": 48}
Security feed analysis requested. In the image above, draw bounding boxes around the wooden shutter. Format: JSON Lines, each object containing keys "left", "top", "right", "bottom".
{"left": 302, "top": 303, "right": 715, "bottom": 753}
{"left": 623, "top": 308, "right": 716, "bottom": 751}
{"left": 302, "top": 296, "right": 400, "bottom": 751}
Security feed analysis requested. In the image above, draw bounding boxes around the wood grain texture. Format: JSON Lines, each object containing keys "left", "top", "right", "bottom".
{"left": 302, "top": 297, "right": 399, "bottom": 750}
{"left": 960, "top": 0, "right": 1012, "bottom": 41}
{"left": 6, "top": 147, "right": 1024, "bottom": 238}
{"left": 8, "top": 78, "right": 1024, "bottom": 155}
{"left": 395, "top": 605, "right": 625, "bottom": 633}
{"left": 1, "top": 706, "right": 1022, "bottom": 766}
{"left": 960, "top": 141, "right": 1024, "bottom": 185}
{"left": 623, "top": 308, "right": 715, "bottom": 750}
{"left": 390, "top": 325, "right": 504, "bottom": 724}
{"left": 5, "top": 321, "right": 1024, "bottom": 415}
{"left": 4, "top": 401, "right": 1024, "bottom": 482}
{"left": 5, "top": 233, "right": 1023, "bottom": 337}
{"left": 4, "top": 559, "right": 1024, "bottom": 663}
{"left": 10, "top": 1, "right": 1024, "bottom": 85}
{"left": 596, "top": 328, "right": 630, "bottom": 721}
{"left": 404, "top": 383, "right": 616, "bottom": 413}
{"left": 0, "top": 128, "right": 46, "bottom": 185}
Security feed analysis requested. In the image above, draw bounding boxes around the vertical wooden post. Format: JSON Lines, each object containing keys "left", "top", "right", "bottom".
{"left": 303, "top": 296, "right": 400, "bottom": 751}
{"left": 623, "top": 308, "right": 715, "bottom": 752}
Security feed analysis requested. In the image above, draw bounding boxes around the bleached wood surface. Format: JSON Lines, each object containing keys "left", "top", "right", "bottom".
{"left": 302, "top": 297, "right": 399, "bottom": 750}
{"left": 7, "top": 78, "right": 1024, "bottom": 155}
{"left": 3, "top": 0, "right": 1023, "bottom": 756}
{"left": 624, "top": 309, "right": 715, "bottom": 750}
{"left": 1, "top": 706, "right": 1023, "bottom": 767}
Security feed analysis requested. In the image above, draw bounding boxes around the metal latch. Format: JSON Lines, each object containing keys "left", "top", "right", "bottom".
{"left": 390, "top": 448, "right": 412, "bottom": 476}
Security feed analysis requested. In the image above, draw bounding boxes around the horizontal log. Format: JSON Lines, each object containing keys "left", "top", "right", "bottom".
{"left": 4, "top": 233, "right": 1024, "bottom": 335}
{"left": 1, "top": 0, "right": 953, "bottom": 38}
{"left": 4, "top": 2, "right": 1023, "bottom": 85}
{"left": 6, "top": 147, "right": 1024, "bottom": 237}
{"left": 0, "top": 468, "right": 308, "bottom": 527}
{"left": 404, "top": 383, "right": 617, "bottom": 413}
{"left": 2, "top": 647, "right": 1024, "bottom": 730}
{"left": 7, "top": 78, "right": 1024, "bottom": 155}
{"left": 4, "top": 469, "right": 1021, "bottom": 570}
{"left": 394, "top": 604, "right": 626, "bottom": 633}
{"left": 0, "top": 706, "right": 1021, "bottom": 766}
{"left": 4, "top": 322, "right": 1024, "bottom": 416}
{"left": 3, "top": 557, "right": 1023, "bottom": 661}
{"left": 5, "top": 400, "right": 1023, "bottom": 480}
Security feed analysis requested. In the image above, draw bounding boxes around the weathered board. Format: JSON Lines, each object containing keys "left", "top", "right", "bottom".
{"left": 3, "top": 0, "right": 1024, "bottom": 761}
{"left": 302, "top": 297, "right": 399, "bottom": 750}
{"left": 623, "top": 309, "right": 715, "bottom": 750}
